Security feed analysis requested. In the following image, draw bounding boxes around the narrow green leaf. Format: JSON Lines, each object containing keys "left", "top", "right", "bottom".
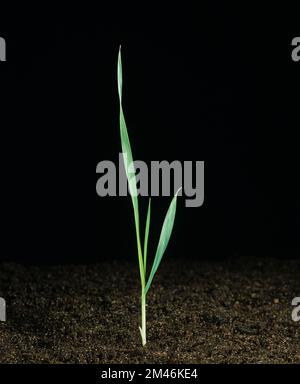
{"left": 118, "top": 46, "right": 123, "bottom": 102}
{"left": 118, "top": 46, "right": 144, "bottom": 284}
{"left": 145, "top": 190, "right": 180, "bottom": 294}
{"left": 143, "top": 198, "right": 151, "bottom": 275}
{"left": 119, "top": 107, "right": 139, "bottom": 224}
{"left": 118, "top": 47, "right": 139, "bottom": 217}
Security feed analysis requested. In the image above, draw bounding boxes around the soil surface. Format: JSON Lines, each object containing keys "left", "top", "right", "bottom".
{"left": 0, "top": 258, "right": 299, "bottom": 363}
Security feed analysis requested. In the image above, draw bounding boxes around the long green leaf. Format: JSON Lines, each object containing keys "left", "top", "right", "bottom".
{"left": 118, "top": 46, "right": 144, "bottom": 284}
{"left": 143, "top": 198, "right": 151, "bottom": 275}
{"left": 118, "top": 47, "right": 138, "bottom": 219}
{"left": 145, "top": 190, "right": 180, "bottom": 294}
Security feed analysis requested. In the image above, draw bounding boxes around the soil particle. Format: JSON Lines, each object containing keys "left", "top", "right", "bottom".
{"left": 0, "top": 258, "right": 299, "bottom": 363}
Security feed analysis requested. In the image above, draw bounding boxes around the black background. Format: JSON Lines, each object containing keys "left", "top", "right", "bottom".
{"left": 0, "top": 4, "right": 299, "bottom": 264}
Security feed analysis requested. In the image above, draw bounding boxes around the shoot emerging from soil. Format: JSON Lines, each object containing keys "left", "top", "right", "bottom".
{"left": 117, "top": 46, "right": 180, "bottom": 346}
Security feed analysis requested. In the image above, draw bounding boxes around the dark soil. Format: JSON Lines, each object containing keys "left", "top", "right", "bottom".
{"left": 0, "top": 258, "right": 299, "bottom": 363}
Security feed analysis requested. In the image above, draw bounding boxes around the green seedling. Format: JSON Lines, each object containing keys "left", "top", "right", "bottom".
{"left": 117, "top": 46, "right": 180, "bottom": 346}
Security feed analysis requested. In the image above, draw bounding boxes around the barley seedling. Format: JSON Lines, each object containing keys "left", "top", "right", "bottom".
{"left": 117, "top": 46, "right": 180, "bottom": 346}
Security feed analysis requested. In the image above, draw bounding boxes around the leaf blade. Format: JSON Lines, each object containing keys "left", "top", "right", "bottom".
{"left": 118, "top": 47, "right": 139, "bottom": 216}
{"left": 145, "top": 192, "right": 179, "bottom": 294}
{"left": 117, "top": 46, "right": 144, "bottom": 283}
{"left": 143, "top": 198, "right": 151, "bottom": 275}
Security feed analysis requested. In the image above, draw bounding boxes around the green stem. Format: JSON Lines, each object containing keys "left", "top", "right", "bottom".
{"left": 140, "top": 290, "right": 146, "bottom": 346}
{"left": 134, "top": 222, "right": 145, "bottom": 289}
{"left": 133, "top": 209, "right": 147, "bottom": 346}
